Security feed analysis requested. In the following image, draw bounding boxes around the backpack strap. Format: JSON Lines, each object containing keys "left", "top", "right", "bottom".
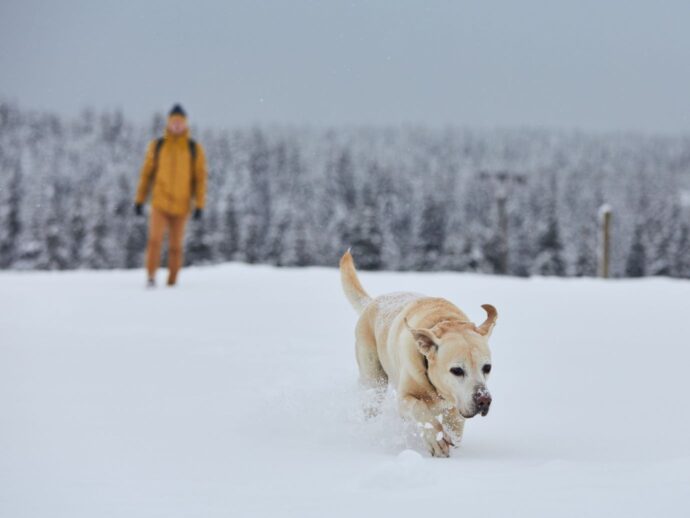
{"left": 189, "top": 139, "right": 198, "bottom": 196}
{"left": 188, "top": 139, "right": 197, "bottom": 164}
{"left": 151, "top": 137, "right": 165, "bottom": 183}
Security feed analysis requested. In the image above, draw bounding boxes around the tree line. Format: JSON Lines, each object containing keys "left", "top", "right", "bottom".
{"left": 1, "top": 101, "right": 689, "bottom": 278}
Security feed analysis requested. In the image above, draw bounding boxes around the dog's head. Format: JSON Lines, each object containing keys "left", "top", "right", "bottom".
{"left": 405, "top": 305, "right": 497, "bottom": 418}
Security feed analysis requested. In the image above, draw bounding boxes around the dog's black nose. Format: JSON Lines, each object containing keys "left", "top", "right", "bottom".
{"left": 474, "top": 391, "right": 492, "bottom": 415}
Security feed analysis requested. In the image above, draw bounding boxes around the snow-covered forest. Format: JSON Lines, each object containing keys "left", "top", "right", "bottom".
{"left": 1, "top": 101, "right": 689, "bottom": 277}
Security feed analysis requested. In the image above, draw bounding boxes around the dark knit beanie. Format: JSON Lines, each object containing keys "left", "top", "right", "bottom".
{"left": 169, "top": 104, "right": 187, "bottom": 118}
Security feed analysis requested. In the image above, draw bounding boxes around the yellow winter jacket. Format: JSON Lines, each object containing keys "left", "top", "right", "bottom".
{"left": 135, "top": 127, "right": 207, "bottom": 216}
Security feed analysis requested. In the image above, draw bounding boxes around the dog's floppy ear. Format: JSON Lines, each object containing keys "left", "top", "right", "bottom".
{"left": 404, "top": 318, "right": 440, "bottom": 357}
{"left": 474, "top": 304, "right": 498, "bottom": 337}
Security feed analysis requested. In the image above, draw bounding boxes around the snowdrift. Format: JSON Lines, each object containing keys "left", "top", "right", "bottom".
{"left": 1, "top": 264, "right": 689, "bottom": 517}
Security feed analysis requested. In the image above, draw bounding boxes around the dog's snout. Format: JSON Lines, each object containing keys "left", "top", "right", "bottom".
{"left": 473, "top": 390, "right": 492, "bottom": 415}
{"left": 474, "top": 393, "right": 491, "bottom": 409}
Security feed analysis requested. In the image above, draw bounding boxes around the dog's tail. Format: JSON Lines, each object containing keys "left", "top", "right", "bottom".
{"left": 339, "top": 249, "right": 372, "bottom": 314}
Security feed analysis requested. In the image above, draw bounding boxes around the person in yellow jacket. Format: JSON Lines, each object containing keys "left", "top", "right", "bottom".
{"left": 134, "top": 104, "right": 207, "bottom": 287}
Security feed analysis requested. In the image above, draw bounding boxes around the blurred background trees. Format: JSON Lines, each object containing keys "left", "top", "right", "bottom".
{"left": 1, "top": 100, "right": 689, "bottom": 278}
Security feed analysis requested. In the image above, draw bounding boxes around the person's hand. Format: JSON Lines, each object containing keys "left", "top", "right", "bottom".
{"left": 193, "top": 208, "right": 203, "bottom": 221}
{"left": 134, "top": 203, "right": 144, "bottom": 216}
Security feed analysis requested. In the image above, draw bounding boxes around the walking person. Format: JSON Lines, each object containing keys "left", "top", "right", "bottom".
{"left": 134, "top": 104, "right": 207, "bottom": 287}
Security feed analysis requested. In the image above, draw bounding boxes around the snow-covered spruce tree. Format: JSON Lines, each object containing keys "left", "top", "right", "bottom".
{"left": 440, "top": 200, "right": 470, "bottom": 272}
{"left": 73, "top": 108, "right": 95, "bottom": 137}
{"left": 125, "top": 218, "right": 147, "bottom": 269}
{"left": 530, "top": 173, "right": 565, "bottom": 276}
{"left": 413, "top": 194, "right": 447, "bottom": 271}
{"left": 506, "top": 191, "right": 533, "bottom": 277}
{"left": 572, "top": 226, "right": 598, "bottom": 277}
{"left": 644, "top": 183, "right": 680, "bottom": 277}
{"left": 0, "top": 162, "right": 22, "bottom": 268}
{"left": 531, "top": 209, "right": 565, "bottom": 276}
{"left": 110, "top": 174, "right": 146, "bottom": 268}
{"left": 333, "top": 147, "right": 357, "bottom": 211}
{"left": 42, "top": 178, "right": 71, "bottom": 270}
{"left": 240, "top": 130, "right": 272, "bottom": 264}
{"left": 262, "top": 140, "right": 306, "bottom": 266}
{"left": 376, "top": 169, "right": 409, "bottom": 271}
{"left": 219, "top": 193, "right": 240, "bottom": 262}
{"left": 319, "top": 147, "right": 358, "bottom": 265}
{"left": 458, "top": 173, "right": 501, "bottom": 274}
{"left": 186, "top": 215, "right": 214, "bottom": 266}
{"left": 562, "top": 168, "right": 601, "bottom": 277}
{"left": 350, "top": 177, "right": 383, "bottom": 270}
{"left": 99, "top": 110, "right": 125, "bottom": 144}
{"left": 68, "top": 199, "right": 87, "bottom": 268}
{"left": 625, "top": 221, "right": 646, "bottom": 277}
{"left": 278, "top": 196, "right": 313, "bottom": 268}
{"left": 674, "top": 219, "right": 690, "bottom": 278}
{"left": 83, "top": 195, "right": 113, "bottom": 269}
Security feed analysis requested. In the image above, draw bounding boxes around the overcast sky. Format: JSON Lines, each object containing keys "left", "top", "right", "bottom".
{"left": 1, "top": 0, "right": 689, "bottom": 133}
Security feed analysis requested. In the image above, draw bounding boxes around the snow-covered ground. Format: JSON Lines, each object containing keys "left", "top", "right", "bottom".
{"left": 1, "top": 264, "right": 689, "bottom": 517}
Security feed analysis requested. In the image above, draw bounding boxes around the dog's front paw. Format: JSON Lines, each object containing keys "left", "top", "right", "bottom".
{"left": 420, "top": 425, "right": 454, "bottom": 458}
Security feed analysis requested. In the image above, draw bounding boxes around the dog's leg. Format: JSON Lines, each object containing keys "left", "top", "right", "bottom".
{"left": 399, "top": 394, "right": 453, "bottom": 457}
{"left": 356, "top": 335, "right": 388, "bottom": 418}
{"left": 443, "top": 407, "right": 465, "bottom": 446}
{"left": 357, "top": 341, "right": 388, "bottom": 417}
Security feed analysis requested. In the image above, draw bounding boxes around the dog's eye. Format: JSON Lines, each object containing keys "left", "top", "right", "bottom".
{"left": 450, "top": 367, "right": 465, "bottom": 376}
{"left": 482, "top": 364, "right": 492, "bottom": 375}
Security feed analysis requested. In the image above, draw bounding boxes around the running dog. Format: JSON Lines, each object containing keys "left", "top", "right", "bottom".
{"left": 340, "top": 250, "right": 497, "bottom": 457}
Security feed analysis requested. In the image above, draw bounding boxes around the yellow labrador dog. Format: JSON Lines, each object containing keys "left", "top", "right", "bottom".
{"left": 340, "top": 250, "right": 497, "bottom": 457}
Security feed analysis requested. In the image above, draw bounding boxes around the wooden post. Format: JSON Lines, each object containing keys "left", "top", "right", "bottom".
{"left": 598, "top": 204, "right": 612, "bottom": 278}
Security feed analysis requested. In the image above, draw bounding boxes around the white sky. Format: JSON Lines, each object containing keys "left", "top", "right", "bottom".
{"left": 1, "top": 0, "right": 689, "bottom": 133}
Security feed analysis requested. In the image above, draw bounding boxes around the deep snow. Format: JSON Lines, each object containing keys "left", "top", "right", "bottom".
{"left": 1, "top": 264, "right": 689, "bottom": 517}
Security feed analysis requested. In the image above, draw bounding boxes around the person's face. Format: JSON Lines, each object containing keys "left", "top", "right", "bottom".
{"left": 167, "top": 116, "right": 187, "bottom": 136}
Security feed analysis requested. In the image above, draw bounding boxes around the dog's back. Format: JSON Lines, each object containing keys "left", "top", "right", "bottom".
{"left": 340, "top": 250, "right": 425, "bottom": 328}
